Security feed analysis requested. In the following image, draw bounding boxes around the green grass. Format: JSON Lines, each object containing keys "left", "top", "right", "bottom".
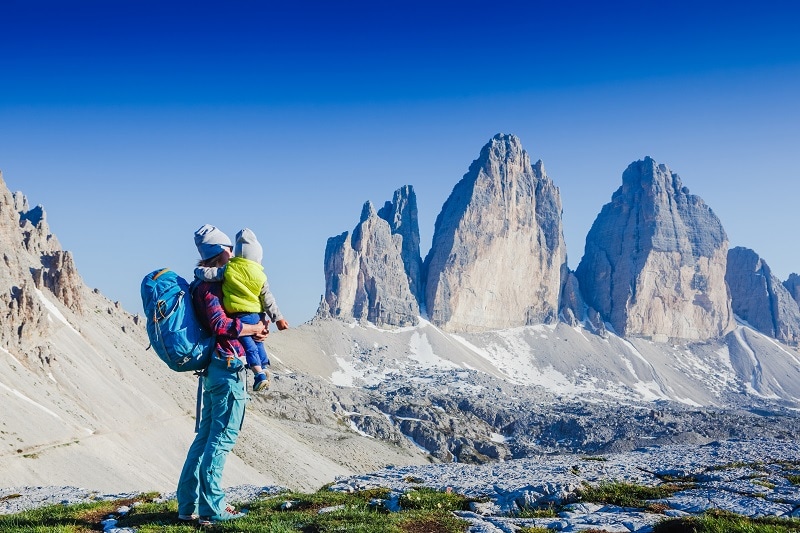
{"left": 654, "top": 509, "right": 800, "bottom": 532}
{"left": 0, "top": 497, "right": 150, "bottom": 533}
{"left": 397, "top": 487, "right": 469, "bottom": 512}
{"left": 0, "top": 488, "right": 469, "bottom": 533}
{"left": 752, "top": 479, "right": 777, "bottom": 490}
{"left": 514, "top": 502, "right": 560, "bottom": 519}
{"left": 577, "top": 481, "right": 684, "bottom": 512}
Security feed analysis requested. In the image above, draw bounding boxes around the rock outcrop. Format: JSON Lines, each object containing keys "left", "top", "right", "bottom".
{"left": 726, "top": 247, "right": 800, "bottom": 345}
{"left": 784, "top": 273, "right": 800, "bottom": 307}
{"left": 423, "top": 133, "right": 567, "bottom": 332}
{"left": 322, "top": 186, "right": 422, "bottom": 326}
{"left": 0, "top": 172, "right": 84, "bottom": 350}
{"left": 575, "top": 157, "right": 733, "bottom": 341}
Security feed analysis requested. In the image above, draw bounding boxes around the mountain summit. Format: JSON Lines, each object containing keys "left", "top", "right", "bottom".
{"left": 321, "top": 185, "right": 422, "bottom": 326}
{"left": 575, "top": 157, "right": 733, "bottom": 341}
{"left": 423, "top": 133, "right": 567, "bottom": 332}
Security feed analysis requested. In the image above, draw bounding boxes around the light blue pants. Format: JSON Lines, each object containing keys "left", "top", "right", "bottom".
{"left": 176, "top": 355, "right": 247, "bottom": 519}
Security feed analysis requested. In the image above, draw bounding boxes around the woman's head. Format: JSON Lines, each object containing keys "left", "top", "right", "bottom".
{"left": 197, "top": 247, "right": 232, "bottom": 268}
{"left": 194, "top": 224, "right": 233, "bottom": 265}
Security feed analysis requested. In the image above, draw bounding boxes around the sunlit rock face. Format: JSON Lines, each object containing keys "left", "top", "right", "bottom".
{"left": 727, "top": 246, "right": 800, "bottom": 346}
{"left": 424, "top": 133, "right": 567, "bottom": 332}
{"left": 322, "top": 186, "right": 422, "bottom": 327}
{"left": 575, "top": 157, "right": 733, "bottom": 341}
{"left": 784, "top": 273, "right": 800, "bottom": 307}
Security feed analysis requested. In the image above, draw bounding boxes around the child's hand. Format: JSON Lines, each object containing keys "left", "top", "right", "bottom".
{"left": 276, "top": 319, "right": 289, "bottom": 330}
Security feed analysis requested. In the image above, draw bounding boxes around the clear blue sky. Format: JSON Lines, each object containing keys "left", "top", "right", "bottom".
{"left": 2, "top": 0, "right": 799, "bottom": 324}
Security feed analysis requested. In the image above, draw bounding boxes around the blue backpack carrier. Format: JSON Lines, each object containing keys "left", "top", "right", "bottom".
{"left": 141, "top": 268, "right": 214, "bottom": 372}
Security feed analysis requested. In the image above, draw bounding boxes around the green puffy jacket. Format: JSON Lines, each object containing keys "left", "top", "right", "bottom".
{"left": 222, "top": 256, "right": 266, "bottom": 314}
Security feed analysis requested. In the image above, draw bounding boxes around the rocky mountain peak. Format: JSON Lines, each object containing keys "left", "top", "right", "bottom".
{"left": 359, "top": 200, "right": 376, "bottom": 223}
{"left": 377, "top": 185, "right": 422, "bottom": 301}
{"left": 423, "top": 133, "right": 567, "bottom": 332}
{"left": 784, "top": 273, "right": 800, "bottom": 306}
{"left": 322, "top": 186, "right": 422, "bottom": 327}
{"left": 575, "top": 158, "right": 733, "bottom": 341}
{"left": 726, "top": 247, "right": 800, "bottom": 346}
{"left": 0, "top": 173, "right": 86, "bottom": 355}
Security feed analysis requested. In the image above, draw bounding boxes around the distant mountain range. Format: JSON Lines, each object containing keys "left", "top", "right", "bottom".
{"left": 322, "top": 133, "right": 800, "bottom": 346}
{"left": 2, "top": 135, "right": 799, "bottom": 494}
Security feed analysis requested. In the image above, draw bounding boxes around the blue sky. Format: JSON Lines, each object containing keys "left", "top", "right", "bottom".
{"left": 2, "top": 0, "right": 799, "bottom": 324}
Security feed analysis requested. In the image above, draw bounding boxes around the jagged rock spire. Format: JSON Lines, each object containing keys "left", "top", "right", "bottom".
{"left": 727, "top": 247, "right": 800, "bottom": 346}
{"left": 423, "top": 133, "right": 567, "bottom": 332}
{"left": 322, "top": 186, "right": 422, "bottom": 326}
{"left": 0, "top": 172, "right": 85, "bottom": 353}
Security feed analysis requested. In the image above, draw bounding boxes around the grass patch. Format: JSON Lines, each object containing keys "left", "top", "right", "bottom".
{"left": 0, "top": 500, "right": 139, "bottom": 533}
{"left": 577, "top": 481, "right": 684, "bottom": 512}
{"left": 787, "top": 474, "right": 800, "bottom": 485}
{"left": 514, "top": 502, "right": 560, "bottom": 518}
{"left": 398, "top": 488, "right": 469, "bottom": 512}
{"left": 0, "top": 488, "right": 469, "bottom": 533}
{"left": 654, "top": 509, "right": 800, "bottom": 532}
{"left": 752, "top": 479, "right": 777, "bottom": 490}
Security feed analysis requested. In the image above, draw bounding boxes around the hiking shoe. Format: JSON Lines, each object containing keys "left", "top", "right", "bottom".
{"left": 178, "top": 513, "right": 198, "bottom": 521}
{"left": 198, "top": 508, "right": 247, "bottom": 526}
{"left": 253, "top": 371, "right": 270, "bottom": 391}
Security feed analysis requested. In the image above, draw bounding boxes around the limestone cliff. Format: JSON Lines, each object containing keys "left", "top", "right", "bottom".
{"left": 423, "top": 133, "right": 567, "bottom": 332}
{"left": 0, "top": 172, "right": 86, "bottom": 354}
{"left": 784, "top": 273, "right": 800, "bottom": 307}
{"left": 726, "top": 247, "right": 800, "bottom": 346}
{"left": 575, "top": 158, "right": 733, "bottom": 341}
{"left": 322, "top": 187, "right": 421, "bottom": 326}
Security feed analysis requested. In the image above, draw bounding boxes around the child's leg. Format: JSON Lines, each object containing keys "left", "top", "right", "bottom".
{"left": 256, "top": 313, "right": 269, "bottom": 366}
{"left": 256, "top": 342, "right": 269, "bottom": 367}
{"left": 236, "top": 313, "right": 262, "bottom": 369}
{"left": 239, "top": 335, "right": 261, "bottom": 369}
{"left": 236, "top": 313, "right": 269, "bottom": 390}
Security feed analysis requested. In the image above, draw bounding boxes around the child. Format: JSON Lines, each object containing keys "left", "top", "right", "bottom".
{"left": 195, "top": 228, "right": 288, "bottom": 391}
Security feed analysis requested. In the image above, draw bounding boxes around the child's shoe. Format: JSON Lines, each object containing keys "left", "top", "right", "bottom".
{"left": 253, "top": 371, "right": 270, "bottom": 391}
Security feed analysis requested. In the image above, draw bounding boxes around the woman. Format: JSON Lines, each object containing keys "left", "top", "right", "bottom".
{"left": 176, "top": 224, "right": 267, "bottom": 525}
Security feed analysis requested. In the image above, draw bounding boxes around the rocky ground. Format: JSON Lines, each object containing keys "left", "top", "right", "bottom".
{"left": 3, "top": 439, "right": 799, "bottom": 533}
{"left": 331, "top": 438, "right": 800, "bottom": 532}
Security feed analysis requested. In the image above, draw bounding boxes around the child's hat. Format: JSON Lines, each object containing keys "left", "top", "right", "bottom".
{"left": 194, "top": 224, "right": 233, "bottom": 260}
{"left": 235, "top": 228, "right": 263, "bottom": 264}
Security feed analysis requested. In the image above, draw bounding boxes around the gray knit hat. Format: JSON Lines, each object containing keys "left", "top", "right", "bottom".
{"left": 194, "top": 224, "right": 232, "bottom": 260}
{"left": 234, "top": 228, "right": 263, "bottom": 264}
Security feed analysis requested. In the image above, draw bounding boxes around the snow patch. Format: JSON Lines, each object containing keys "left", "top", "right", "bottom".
{"left": 347, "top": 419, "right": 373, "bottom": 438}
{"left": 330, "top": 356, "right": 357, "bottom": 387}
{"left": 450, "top": 329, "right": 576, "bottom": 392}
{"left": 1, "top": 346, "right": 25, "bottom": 367}
{"left": 0, "top": 381, "right": 62, "bottom": 419}
{"left": 408, "top": 332, "right": 457, "bottom": 370}
{"left": 34, "top": 289, "right": 81, "bottom": 336}
{"left": 490, "top": 432, "right": 507, "bottom": 444}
